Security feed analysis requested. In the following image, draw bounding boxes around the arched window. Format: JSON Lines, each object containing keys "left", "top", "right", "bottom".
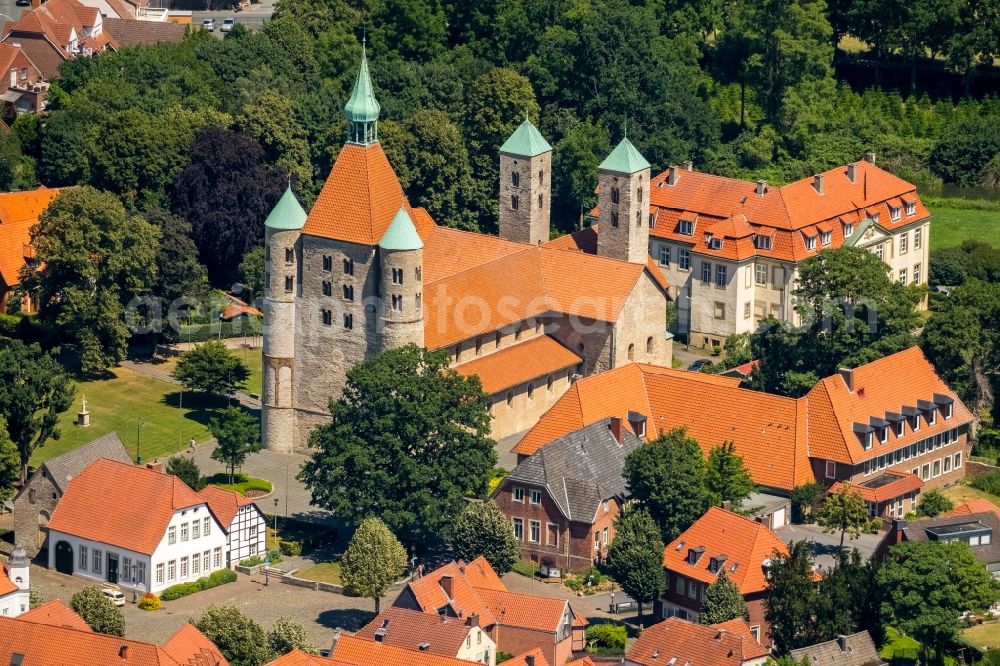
{"left": 512, "top": 171, "right": 520, "bottom": 187}
{"left": 506, "top": 391, "right": 514, "bottom": 408}
{"left": 538, "top": 193, "right": 543, "bottom": 209}
{"left": 611, "top": 187, "right": 620, "bottom": 204}
{"left": 627, "top": 343, "right": 635, "bottom": 361}
{"left": 646, "top": 336, "right": 654, "bottom": 355}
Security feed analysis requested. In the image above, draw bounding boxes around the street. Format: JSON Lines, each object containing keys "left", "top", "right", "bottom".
{"left": 189, "top": 0, "right": 275, "bottom": 32}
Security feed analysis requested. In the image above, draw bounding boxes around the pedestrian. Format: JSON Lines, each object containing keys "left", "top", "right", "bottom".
{"left": 188, "top": 437, "right": 196, "bottom": 453}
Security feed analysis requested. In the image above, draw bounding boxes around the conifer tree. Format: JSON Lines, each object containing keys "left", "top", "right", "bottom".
{"left": 699, "top": 569, "right": 750, "bottom": 625}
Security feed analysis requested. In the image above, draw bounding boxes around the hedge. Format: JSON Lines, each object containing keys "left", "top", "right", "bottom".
{"left": 175, "top": 318, "right": 263, "bottom": 343}
{"left": 160, "top": 568, "right": 237, "bottom": 601}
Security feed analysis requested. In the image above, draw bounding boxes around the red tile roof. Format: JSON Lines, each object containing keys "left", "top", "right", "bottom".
{"left": 625, "top": 616, "right": 767, "bottom": 666}
{"left": 266, "top": 650, "right": 350, "bottom": 666}
{"left": 950, "top": 499, "right": 1000, "bottom": 518}
{"left": 198, "top": 484, "right": 254, "bottom": 530}
{"left": 406, "top": 561, "right": 497, "bottom": 626}
{"left": 499, "top": 648, "right": 550, "bottom": 666}
{"left": 663, "top": 507, "right": 789, "bottom": 595}
{"left": 0, "top": 186, "right": 60, "bottom": 287}
{"left": 829, "top": 471, "right": 924, "bottom": 504}
{"left": 709, "top": 619, "right": 769, "bottom": 660}
{"left": 452, "top": 335, "right": 581, "bottom": 395}
{"left": 806, "top": 346, "right": 973, "bottom": 464}
{"left": 18, "top": 599, "right": 91, "bottom": 631}
{"left": 330, "top": 635, "right": 474, "bottom": 666}
{"left": 102, "top": 18, "right": 187, "bottom": 46}
{"left": 515, "top": 363, "right": 813, "bottom": 491}
{"left": 48, "top": 458, "right": 208, "bottom": 555}
{"left": 162, "top": 623, "right": 230, "bottom": 666}
{"left": 460, "top": 556, "right": 505, "bottom": 591}
{"left": 475, "top": 588, "right": 574, "bottom": 634}
{"left": 355, "top": 607, "right": 472, "bottom": 656}
{"left": 0, "top": 565, "right": 17, "bottom": 597}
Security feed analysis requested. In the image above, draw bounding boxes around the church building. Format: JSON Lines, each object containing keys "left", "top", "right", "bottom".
{"left": 261, "top": 46, "right": 673, "bottom": 451}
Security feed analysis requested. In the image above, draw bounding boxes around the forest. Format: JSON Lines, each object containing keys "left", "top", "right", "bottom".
{"left": 1, "top": 0, "right": 999, "bottom": 290}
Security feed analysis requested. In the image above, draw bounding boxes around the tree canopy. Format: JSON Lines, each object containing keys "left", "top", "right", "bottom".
{"left": 195, "top": 606, "right": 276, "bottom": 666}
{"left": 173, "top": 340, "right": 251, "bottom": 398}
{"left": 815, "top": 485, "right": 877, "bottom": 549}
{"left": 209, "top": 407, "right": 262, "bottom": 484}
{"left": 340, "top": 517, "right": 408, "bottom": 614}
{"left": 70, "top": 587, "right": 125, "bottom": 637}
{"left": 605, "top": 506, "right": 665, "bottom": 624}
{"left": 699, "top": 569, "right": 750, "bottom": 625}
{"left": 450, "top": 501, "right": 520, "bottom": 575}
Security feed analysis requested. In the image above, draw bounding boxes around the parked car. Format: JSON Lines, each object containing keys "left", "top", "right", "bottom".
{"left": 14, "top": 0, "right": 31, "bottom": 6}
{"left": 101, "top": 587, "right": 126, "bottom": 607}
{"left": 687, "top": 358, "right": 713, "bottom": 372}
{"left": 202, "top": 18, "right": 215, "bottom": 31}
{"left": 221, "top": 18, "right": 235, "bottom": 32}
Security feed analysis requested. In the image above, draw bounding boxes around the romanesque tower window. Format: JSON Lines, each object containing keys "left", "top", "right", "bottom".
{"left": 392, "top": 294, "right": 403, "bottom": 311}
{"left": 538, "top": 193, "right": 543, "bottom": 208}
{"left": 265, "top": 245, "right": 270, "bottom": 261}
{"left": 511, "top": 195, "right": 519, "bottom": 210}
{"left": 416, "top": 267, "right": 422, "bottom": 282}
{"left": 637, "top": 186, "right": 643, "bottom": 203}
{"left": 392, "top": 268, "right": 403, "bottom": 285}
{"left": 628, "top": 343, "right": 635, "bottom": 361}
{"left": 343, "top": 284, "right": 354, "bottom": 301}
{"left": 538, "top": 170, "right": 543, "bottom": 184}
{"left": 285, "top": 248, "right": 294, "bottom": 263}
{"left": 322, "top": 281, "right": 332, "bottom": 296}
{"left": 284, "top": 276, "right": 294, "bottom": 292}
{"left": 647, "top": 336, "right": 654, "bottom": 354}
{"left": 322, "top": 255, "right": 333, "bottom": 271}
{"left": 611, "top": 211, "right": 619, "bottom": 228}
{"left": 611, "top": 187, "right": 620, "bottom": 205}
{"left": 636, "top": 210, "right": 641, "bottom": 227}
{"left": 512, "top": 171, "right": 520, "bottom": 187}
{"left": 321, "top": 309, "right": 332, "bottom": 326}
{"left": 415, "top": 294, "right": 421, "bottom": 310}
{"left": 343, "top": 257, "right": 354, "bottom": 275}
{"left": 343, "top": 313, "right": 353, "bottom": 329}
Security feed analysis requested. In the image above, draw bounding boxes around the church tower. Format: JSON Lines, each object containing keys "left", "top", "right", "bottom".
{"left": 379, "top": 207, "right": 424, "bottom": 350}
{"left": 261, "top": 185, "right": 307, "bottom": 454}
{"left": 596, "top": 135, "right": 651, "bottom": 264}
{"left": 498, "top": 118, "right": 552, "bottom": 245}
{"left": 344, "top": 38, "right": 380, "bottom": 146}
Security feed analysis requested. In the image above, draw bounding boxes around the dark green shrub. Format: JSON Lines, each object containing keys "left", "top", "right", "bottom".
{"left": 160, "top": 569, "right": 236, "bottom": 600}
{"left": 970, "top": 471, "right": 1000, "bottom": 497}
{"left": 239, "top": 556, "right": 263, "bottom": 567}
{"left": 279, "top": 540, "right": 302, "bottom": 556}
{"left": 266, "top": 550, "right": 283, "bottom": 564}
{"left": 585, "top": 624, "right": 627, "bottom": 652}
{"left": 209, "top": 568, "right": 237, "bottom": 585}
{"left": 160, "top": 582, "right": 201, "bottom": 601}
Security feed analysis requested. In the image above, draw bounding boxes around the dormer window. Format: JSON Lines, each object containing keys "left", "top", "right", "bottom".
{"left": 943, "top": 403, "right": 953, "bottom": 420}
{"left": 872, "top": 213, "right": 879, "bottom": 224}
{"left": 895, "top": 421, "right": 905, "bottom": 438}
{"left": 708, "top": 555, "right": 727, "bottom": 574}
{"left": 708, "top": 237, "right": 723, "bottom": 250}
{"left": 821, "top": 231, "right": 831, "bottom": 246}
{"left": 879, "top": 427, "right": 888, "bottom": 444}
{"left": 906, "top": 202, "right": 916, "bottom": 216}
{"left": 687, "top": 547, "right": 705, "bottom": 565}
{"left": 844, "top": 223, "right": 854, "bottom": 238}
{"left": 864, "top": 432, "right": 873, "bottom": 449}
{"left": 928, "top": 409, "right": 937, "bottom": 426}
{"left": 891, "top": 206, "right": 901, "bottom": 222}
{"left": 806, "top": 235, "right": 817, "bottom": 251}
{"left": 754, "top": 235, "right": 772, "bottom": 250}
{"left": 678, "top": 220, "right": 694, "bottom": 236}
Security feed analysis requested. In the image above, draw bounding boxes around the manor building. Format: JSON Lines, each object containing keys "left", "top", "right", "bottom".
{"left": 574, "top": 156, "right": 931, "bottom": 348}
{"left": 261, "top": 47, "right": 672, "bottom": 451}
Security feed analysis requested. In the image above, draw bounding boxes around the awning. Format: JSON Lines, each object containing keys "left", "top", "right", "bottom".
{"left": 1, "top": 91, "right": 22, "bottom": 103}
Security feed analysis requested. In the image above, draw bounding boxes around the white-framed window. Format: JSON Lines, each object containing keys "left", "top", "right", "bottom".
{"left": 806, "top": 235, "right": 817, "bottom": 251}
{"left": 701, "top": 261, "right": 712, "bottom": 283}
{"left": 928, "top": 409, "right": 937, "bottom": 426}
{"left": 192, "top": 521, "right": 200, "bottom": 540}
{"left": 603, "top": 500, "right": 609, "bottom": 513}
{"left": 896, "top": 421, "right": 905, "bottom": 438}
{"left": 678, "top": 249, "right": 691, "bottom": 270}
{"left": 659, "top": 245, "right": 669, "bottom": 266}
{"left": 944, "top": 456, "right": 952, "bottom": 473}
{"left": 93, "top": 549, "right": 102, "bottom": 574}
{"left": 204, "top": 551, "right": 211, "bottom": 572}
{"left": 906, "top": 202, "right": 916, "bottom": 216}
{"left": 602, "top": 527, "right": 608, "bottom": 544}
{"left": 138, "top": 562, "right": 145, "bottom": 583}
{"left": 167, "top": 560, "right": 176, "bottom": 582}
{"left": 921, "top": 464, "right": 930, "bottom": 481}
{"left": 744, "top": 302, "right": 751, "bottom": 319}
{"left": 168, "top": 525, "right": 176, "bottom": 545}
{"left": 880, "top": 427, "right": 889, "bottom": 444}
{"left": 899, "top": 233, "right": 907, "bottom": 254}
{"left": 594, "top": 532, "right": 601, "bottom": 552}
{"left": 675, "top": 573, "right": 684, "bottom": 594}
{"left": 844, "top": 223, "right": 854, "bottom": 238}
{"left": 821, "top": 231, "right": 832, "bottom": 246}
{"left": 891, "top": 207, "right": 901, "bottom": 222}
{"left": 709, "top": 237, "right": 723, "bottom": 250}
{"left": 192, "top": 553, "right": 200, "bottom": 576}
{"left": 513, "top": 487, "right": 524, "bottom": 503}
{"left": 755, "top": 235, "right": 772, "bottom": 251}
{"left": 750, "top": 626, "right": 761, "bottom": 642}
{"left": 687, "top": 580, "right": 697, "bottom": 599}
{"left": 79, "top": 545, "right": 88, "bottom": 570}
{"left": 513, "top": 518, "right": 523, "bottom": 540}
{"left": 180, "top": 556, "right": 189, "bottom": 579}
{"left": 755, "top": 264, "right": 767, "bottom": 285}
{"left": 898, "top": 268, "right": 907, "bottom": 284}
{"left": 914, "top": 227, "right": 921, "bottom": 248}
{"left": 204, "top": 517, "right": 211, "bottom": 535}
{"left": 530, "top": 490, "right": 541, "bottom": 505}
{"left": 181, "top": 523, "right": 189, "bottom": 542}
{"left": 156, "top": 563, "right": 164, "bottom": 585}
{"left": 214, "top": 548, "right": 222, "bottom": 568}
{"left": 825, "top": 461, "right": 836, "bottom": 479}
{"left": 943, "top": 403, "right": 953, "bottom": 420}
{"left": 955, "top": 452, "right": 963, "bottom": 469}
{"left": 546, "top": 523, "right": 559, "bottom": 547}
{"left": 872, "top": 213, "right": 880, "bottom": 224}
{"left": 715, "top": 264, "right": 727, "bottom": 287}
{"left": 679, "top": 220, "right": 694, "bottom": 235}
{"left": 933, "top": 459, "right": 941, "bottom": 477}
{"left": 875, "top": 243, "right": 883, "bottom": 260}
{"left": 913, "top": 263, "right": 921, "bottom": 284}
{"left": 529, "top": 520, "right": 541, "bottom": 543}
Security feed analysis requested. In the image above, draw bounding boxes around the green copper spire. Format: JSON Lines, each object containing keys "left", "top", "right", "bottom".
{"left": 379, "top": 207, "right": 423, "bottom": 250}
{"left": 264, "top": 185, "right": 307, "bottom": 230}
{"left": 344, "top": 38, "right": 380, "bottom": 145}
{"left": 499, "top": 118, "right": 552, "bottom": 157}
{"left": 599, "top": 136, "right": 651, "bottom": 174}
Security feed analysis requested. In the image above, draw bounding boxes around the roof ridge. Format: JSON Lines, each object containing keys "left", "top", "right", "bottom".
{"left": 425, "top": 245, "right": 538, "bottom": 286}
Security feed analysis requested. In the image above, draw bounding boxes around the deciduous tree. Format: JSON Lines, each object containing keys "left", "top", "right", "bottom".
{"left": 764, "top": 540, "right": 822, "bottom": 654}
{"left": 341, "top": 517, "right": 407, "bottom": 614}
{"left": 173, "top": 341, "right": 250, "bottom": 399}
{"left": 267, "top": 617, "right": 315, "bottom": 655}
{"left": 70, "top": 587, "right": 125, "bottom": 637}
{"left": 299, "top": 345, "right": 496, "bottom": 548}
{"left": 705, "top": 442, "right": 756, "bottom": 509}
{"left": 166, "top": 455, "right": 206, "bottom": 491}
{"left": 450, "top": 501, "right": 520, "bottom": 575}
{"left": 815, "top": 485, "right": 876, "bottom": 550}
{"left": 195, "top": 606, "right": 276, "bottom": 666}
{"left": 0, "top": 416, "right": 20, "bottom": 502}
{"left": 0, "top": 339, "right": 74, "bottom": 482}
{"left": 623, "top": 427, "right": 709, "bottom": 542}
{"left": 209, "top": 408, "right": 261, "bottom": 484}
{"left": 238, "top": 246, "right": 265, "bottom": 300}
{"left": 148, "top": 208, "right": 210, "bottom": 305}
{"left": 699, "top": 569, "right": 750, "bottom": 625}
{"left": 916, "top": 489, "right": 954, "bottom": 518}
{"left": 605, "top": 506, "right": 665, "bottom": 624}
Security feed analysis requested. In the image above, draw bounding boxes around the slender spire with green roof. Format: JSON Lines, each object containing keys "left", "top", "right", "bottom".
{"left": 599, "top": 136, "right": 651, "bottom": 174}
{"left": 379, "top": 207, "right": 423, "bottom": 250}
{"left": 344, "top": 38, "right": 380, "bottom": 145}
{"left": 264, "top": 185, "right": 307, "bottom": 230}
{"left": 499, "top": 118, "right": 552, "bottom": 158}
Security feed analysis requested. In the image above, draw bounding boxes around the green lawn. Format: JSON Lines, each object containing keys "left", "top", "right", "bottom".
{"left": 963, "top": 622, "right": 1000, "bottom": 650}
{"left": 295, "top": 562, "right": 342, "bottom": 584}
{"left": 207, "top": 472, "right": 272, "bottom": 496}
{"left": 942, "top": 483, "right": 1000, "bottom": 508}
{"left": 928, "top": 204, "right": 1000, "bottom": 250}
{"left": 880, "top": 627, "right": 958, "bottom": 665}
{"left": 34, "top": 366, "right": 216, "bottom": 468}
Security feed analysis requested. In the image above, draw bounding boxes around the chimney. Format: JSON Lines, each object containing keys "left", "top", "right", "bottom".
{"left": 683, "top": 160, "right": 693, "bottom": 171}
{"left": 570, "top": 373, "right": 582, "bottom": 385}
{"left": 608, "top": 416, "right": 623, "bottom": 445}
{"left": 722, "top": 500, "right": 732, "bottom": 512}
{"left": 813, "top": 174, "right": 824, "bottom": 195}
{"left": 846, "top": 162, "right": 857, "bottom": 183}
{"left": 330, "top": 629, "right": 342, "bottom": 652}
{"left": 525, "top": 656, "right": 535, "bottom": 666}
{"left": 864, "top": 151, "right": 875, "bottom": 164}
{"left": 838, "top": 368, "right": 854, "bottom": 392}
{"left": 145, "top": 461, "right": 163, "bottom": 473}
{"left": 756, "top": 180, "right": 766, "bottom": 196}
{"left": 374, "top": 628, "right": 386, "bottom": 643}
{"left": 894, "top": 518, "right": 907, "bottom": 544}
{"left": 667, "top": 165, "right": 679, "bottom": 186}
{"left": 119, "top": 645, "right": 128, "bottom": 659}
{"left": 440, "top": 575, "right": 454, "bottom": 599}
{"left": 837, "top": 635, "right": 849, "bottom": 652}
{"left": 466, "top": 613, "right": 479, "bottom": 628}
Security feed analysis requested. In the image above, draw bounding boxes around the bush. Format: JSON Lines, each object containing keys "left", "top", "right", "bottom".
{"left": 279, "top": 540, "right": 302, "bottom": 556}
{"left": 160, "top": 582, "right": 201, "bottom": 601}
{"left": 161, "top": 569, "right": 237, "bottom": 600}
{"left": 710, "top": 345, "right": 722, "bottom": 356}
{"left": 138, "top": 593, "right": 160, "bottom": 611}
{"left": 585, "top": 624, "right": 627, "bottom": 652}
{"left": 565, "top": 567, "right": 612, "bottom": 592}
{"left": 970, "top": 471, "right": 1000, "bottom": 497}
{"left": 239, "top": 555, "right": 263, "bottom": 567}
{"left": 207, "top": 568, "right": 237, "bottom": 586}
{"left": 175, "top": 317, "right": 263, "bottom": 343}
{"left": 267, "top": 550, "right": 283, "bottom": 564}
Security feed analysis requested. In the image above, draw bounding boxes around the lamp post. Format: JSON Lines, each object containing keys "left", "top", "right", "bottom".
{"left": 273, "top": 497, "right": 279, "bottom": 540}
{"left": 134, "top": 419, "right": 145, "bottom": 464}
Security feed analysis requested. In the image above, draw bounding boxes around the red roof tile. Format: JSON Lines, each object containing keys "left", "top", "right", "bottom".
{"left": 355, "top": 607, "right": 472, "bottom": 656}
{"left": 829, "top": 471, "right": 924, "bottom": 504}
{"left": 663, "top": 507, "right": 789, "bottom": 595}
{"left": 625, "top": 616, "right": 766, "bottom": 666}
{"left": 405, "top": 561, "right": 497, "bottom": 626}
{"left": 48, "top": 458, "right": 207, "bottom": 555}
{"left": 330, "top": 635, "right": 474, "bottom": 666}
{"left": 162, "top": 623, "right": 230, "bottom": 666}
{"left": 266, "top": 650, "right": 350, "bottom": 666}
{"left": 0, "top": 186, "right": 60, "bottom": 287}
{"left": 460, "top": 556, "right": 505, "bottom": 591}
{"left": 950, "top": 499, "right": 1000, "bottom": 518}
{"left": 475, "top": 588, "right": 576, "bottom": 633}
{"left": 452, "top": 335, "right": 581, "bottom": 395}
{"left": 18, "top": 599, "right": 91, "bottom": 631}
{"left": 198, "top": 484, "right": 253, "bottom": 530}
{"left": 499, "top": 648, "right": 550, "bottom": 666}
{"left": 0, "top": 565, "right": 17, "bottom": 597}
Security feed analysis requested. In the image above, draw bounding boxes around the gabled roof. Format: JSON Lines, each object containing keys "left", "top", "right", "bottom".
{"left": 515, "top": 363, "right": 812, "bottom": 491}
{"left": 499, "top": 119, "right": 552, "bottom": 158}
{"left": 264, "top": 185, "right": 307, "bottom": 231}
{"left": 542, "top": 225, "right": 670, "bottom": 292}
{"left": 18, "top": 599, "right": 91, "bottom": 632}
{"left": 499, "top": 649, "right": 550, "bottom": 666}
{"left": 475, "top": 588, "right": 576, "bottom": 633}
{"left": 599, "top": 137, "right": 650, "bottom": 174}
{"left": 790, "top": 631, "right": 886, "bottom": 666}
{"left": 48, "top": 458, "right": 208, "bottom": 556}
{"left": 379, "top": 207, "right": 423, "bottom": 250}
{"left": 266, "top": 650, "right": 349, "bottom": 666}
{"left": 0, "top": 186, "right": 60, "bottom": 288}
{"left": 452, "top": 335, "right": 581, "bottom": 395}
{"left": 0, "top": 564, "right": 16, "bottom": 597}
{"left": 829, "top": 471, "right": 924, "bottom": 504}
{"left": 1, "top": 35, "right": 65, "bottom": 79}
{"left": 500, "top": 418, "right": 641, "bottom": 521}
{"left": 806, "top": 346, "right": 973, "bottom": 464}
{"left": 162, "top": 623, "right": 230, "bottom": 666}
{"left": 404, "top": 561, "right": 496, "bottom": 626}
{"left": 301, "top": 142, "right": 411, "bottom": 246}
{"left": 101, "top": 17, "right": 187, "bottom": 46}
{"left": 625, "top": 616, "right": 767, "bottom": 666}
{"left": 355, "top": 607, "right": 472, "bottom": 657}
{"left": 950, "top": 499, "right": 1000, "bottom": 518}
{"left": 197, "top": 485, "right": 254, "bottom": 531}
{"left": 330, "top": 635, "right": 472, "bottom": 666}
{"left": 460, "top": 556, "right": 505, "bottom": 591}
{"left": 33, "top": 431, "right": 131, "bottom": 495}
{"left": 663, "top": 507, "right": 790, "bottom": 595}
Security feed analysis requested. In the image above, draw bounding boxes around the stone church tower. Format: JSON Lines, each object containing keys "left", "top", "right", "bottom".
{"left": 498, "top": 118, "right": 552, "bottom": 245}
{"left": 378, "top": 207, "right": 424, "bottom": 350}
{"left": 596, "top": 135, "right": 651, "bottom": 264}
{"left": 261, "top": 185, "right": 307, "bottom": 454}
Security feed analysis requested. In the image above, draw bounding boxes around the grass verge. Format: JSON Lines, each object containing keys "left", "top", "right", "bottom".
{"left": 927, "top": 202, "right": 1000, "bottom": 250}
{"left": 295, "top": 562, "right": 342, "bottom": 585}
{"left": 963, "top": 622, "right": 1000, "bottom": 650}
